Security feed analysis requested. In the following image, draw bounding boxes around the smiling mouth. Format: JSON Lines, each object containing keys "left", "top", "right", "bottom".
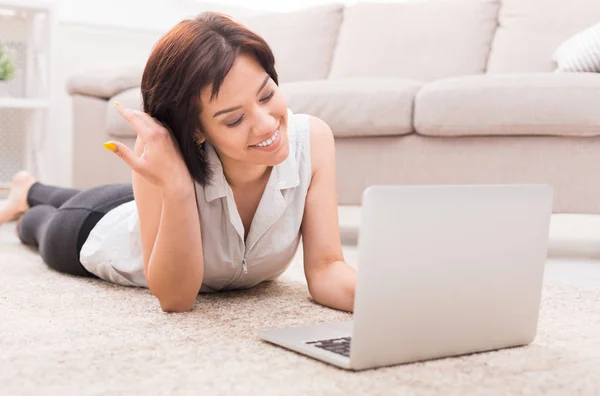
{"left": 251, "top": 128, "right": 280, "bottom": 148}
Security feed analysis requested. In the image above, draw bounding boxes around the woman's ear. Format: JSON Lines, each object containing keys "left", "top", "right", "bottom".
{"left": 195, "top": 129, "right": 206, "bottom": 144}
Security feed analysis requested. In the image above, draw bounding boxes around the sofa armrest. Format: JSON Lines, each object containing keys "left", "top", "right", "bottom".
{"left": 66, "top": 66, "right": 143, "bottom": 100}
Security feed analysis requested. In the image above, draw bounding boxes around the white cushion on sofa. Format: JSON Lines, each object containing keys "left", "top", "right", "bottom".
{"left": 328, "top": 0, "right": 500, "bottom": 81}
{"left": 487, "top": 0, "right": 600, "bottom": 73}
{"left": 553, "top": 22, "right": 600, "bottom": 73}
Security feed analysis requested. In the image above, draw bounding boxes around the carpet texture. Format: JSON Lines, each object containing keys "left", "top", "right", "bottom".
{"left": 1, "top": 229, "right": 600, "bottom": 396}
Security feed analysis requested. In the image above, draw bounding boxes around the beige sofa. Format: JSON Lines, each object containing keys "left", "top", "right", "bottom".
{"left": 67, "top": 0, "right": 600, "bottom": 213}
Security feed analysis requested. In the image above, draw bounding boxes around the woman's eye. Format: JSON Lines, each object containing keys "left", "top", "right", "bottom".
{"left": 224, "top": 92, "right": 273, "bottom": 128}
{"left": 226, "top": 115, "right": 244, "bottom": 128}
{"left": 260, "top": 91, "right": 274, "bottom": 102}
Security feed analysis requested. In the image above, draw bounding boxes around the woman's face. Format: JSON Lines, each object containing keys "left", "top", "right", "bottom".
{"left": 198, "top": 53, "right": 289, "bottom": 168}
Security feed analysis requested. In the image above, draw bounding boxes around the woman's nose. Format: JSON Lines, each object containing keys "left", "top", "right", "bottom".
{"left": 252, "top": 109, "right": 276, "bottom": 136}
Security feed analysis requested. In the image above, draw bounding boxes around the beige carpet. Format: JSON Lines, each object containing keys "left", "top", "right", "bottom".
{"left": 1, "top": 227, "right": 600, "bottom": 396}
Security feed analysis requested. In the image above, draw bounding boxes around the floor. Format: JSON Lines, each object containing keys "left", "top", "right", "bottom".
{"left": 2, "top": 233, "right": 599, "bottom": 396}
{"left": 2, "top": 203, "right": 600, "bottom": 291}
{"left": 2, "top": 203, "right": 600, "bottom": 394}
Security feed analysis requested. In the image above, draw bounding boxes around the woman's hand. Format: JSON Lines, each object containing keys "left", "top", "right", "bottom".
{"left": 103, "top": 102, "right": 192, "bottom": 191}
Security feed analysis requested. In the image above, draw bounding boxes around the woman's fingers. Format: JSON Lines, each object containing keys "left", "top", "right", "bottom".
{"left": 103, "top": 141, "right": 147, "bottom": 176}
{"left": 114, "top": 102, "right": 153, "bottom": 139}
{"left": 108, "top": 102, "right": 174, "bottom": 186}
{"left": 127, "top": 107, "right": 172, "bottom": 142}
{"left": 114, "top": 102, "right": 173, "bottom": 147}
{"left": 130, "top": 107, "right": 158, "bottom": 126}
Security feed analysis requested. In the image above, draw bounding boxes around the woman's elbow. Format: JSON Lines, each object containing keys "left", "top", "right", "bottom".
{"left": 159, "top": 297, "right": 195, "bottom": 313}
{"left": 147, "top": 276, "right": 201, "bottom": 313}
{"left": 154, "top": 286, "right": 198, "bottom": 313}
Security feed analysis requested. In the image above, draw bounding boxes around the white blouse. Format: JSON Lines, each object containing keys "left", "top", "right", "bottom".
{"left": 79, "top": 109, "right": 312, "bottom": 293}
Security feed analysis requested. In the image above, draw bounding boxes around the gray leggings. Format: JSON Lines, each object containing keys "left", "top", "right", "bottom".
{"left": 17, "top": 183, "right": 134, "bottom": 277}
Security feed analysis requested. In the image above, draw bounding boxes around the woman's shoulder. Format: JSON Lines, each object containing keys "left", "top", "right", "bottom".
{"left": 288, "top": 109, "right": 333, "bottom": 151}
{"left": 308, "top": 116, "right": 335, "bottom": 177}
{"left": 307, "top": 115, "right": 333, "bottom": 142}
{"left": 288, "top": 110, "right": 335, "bottom": 177}
{"left": 298, "top": 115, "right": 335, "bottom": 175}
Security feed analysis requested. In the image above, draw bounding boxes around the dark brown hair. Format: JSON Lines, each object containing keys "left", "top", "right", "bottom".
{"left": 141, "top": 12, "right": 278, "bottom": 186}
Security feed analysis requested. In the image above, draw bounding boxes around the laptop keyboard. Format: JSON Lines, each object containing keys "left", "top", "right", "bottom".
{"left": 306, "top": 337, "right": 351, "bottom": 357}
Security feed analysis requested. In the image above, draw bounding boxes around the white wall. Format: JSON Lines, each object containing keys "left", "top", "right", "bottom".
{"left": 55, "top": 0, "right": 268, "bottom": 31}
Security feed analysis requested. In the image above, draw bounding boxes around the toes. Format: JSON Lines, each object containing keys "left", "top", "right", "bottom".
{"left": 10, "top": 171, "right": 36, "bottom": 188}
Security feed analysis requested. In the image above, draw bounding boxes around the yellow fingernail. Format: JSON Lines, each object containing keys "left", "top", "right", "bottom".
{"left": 103, "top": 142, "right": 117, "bottom": 152}
{"left": 114, "top": 101, "right": 122, "bottom": 107}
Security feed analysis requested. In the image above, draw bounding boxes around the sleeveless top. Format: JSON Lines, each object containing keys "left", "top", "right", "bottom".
{"left": 79, "top": 109, "right": 312, "bottom": 293}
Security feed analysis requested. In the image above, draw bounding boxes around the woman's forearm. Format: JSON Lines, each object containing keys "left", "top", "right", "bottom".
{"left": 147, "top": 183, "right": 203, "bottom": 312}
{"left": 308, "top": 261, "right": 357, "bottom": 312}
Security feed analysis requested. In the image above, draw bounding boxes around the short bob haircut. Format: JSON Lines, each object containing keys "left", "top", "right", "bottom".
{"left": 140, "top": 12, "right": 278, "bottom": 187}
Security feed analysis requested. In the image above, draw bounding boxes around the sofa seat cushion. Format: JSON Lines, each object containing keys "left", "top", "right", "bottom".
{"left": 414, "top": 73, "right": 600, "bottom": 137}
{"left": 281, "top": 79, "right": 422, "bottom": 137}
{"left": 107, "top": 87, "right": 142, "bottom": 138}
{"left": 109, "top": 79, "right": 422, "bottom": 139}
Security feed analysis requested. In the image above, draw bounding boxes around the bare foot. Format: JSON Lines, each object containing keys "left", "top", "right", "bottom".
{"left": 0, "top": 170, "right": 37, "bottom": 226}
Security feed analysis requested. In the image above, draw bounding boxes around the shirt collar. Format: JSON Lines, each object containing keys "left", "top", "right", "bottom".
{"left": 203, "top": 143, "right": 228, "bottom": 203}
{"left": 203, "top": 108, "right": 300, "bottom": 203}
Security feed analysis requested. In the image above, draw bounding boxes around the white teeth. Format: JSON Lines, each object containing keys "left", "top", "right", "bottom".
{"left": 255, "top": 129, "right": 279, "bottom": 147}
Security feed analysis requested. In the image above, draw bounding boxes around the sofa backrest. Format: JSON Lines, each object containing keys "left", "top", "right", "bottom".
{"left": 328, "top": 0, "right": 500, "bottom": 82}
{"left": 239, "top": 4, "right": 343, "bottom": 83}
{"left": 487, "top": 0, "right": 600, "bottom": 72}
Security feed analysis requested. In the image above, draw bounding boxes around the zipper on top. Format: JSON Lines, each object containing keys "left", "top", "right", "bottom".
{"left": 241, "top": 257, "right": 248, "bottom": 274}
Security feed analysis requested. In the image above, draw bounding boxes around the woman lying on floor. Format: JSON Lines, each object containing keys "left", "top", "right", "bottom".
{"left": 0, "top": 12, "right": 356, "bottom": 313}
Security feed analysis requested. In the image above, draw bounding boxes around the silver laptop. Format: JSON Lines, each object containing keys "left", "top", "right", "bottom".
{"left": 259, "top": 184, "right": 554, "bottom": 371}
